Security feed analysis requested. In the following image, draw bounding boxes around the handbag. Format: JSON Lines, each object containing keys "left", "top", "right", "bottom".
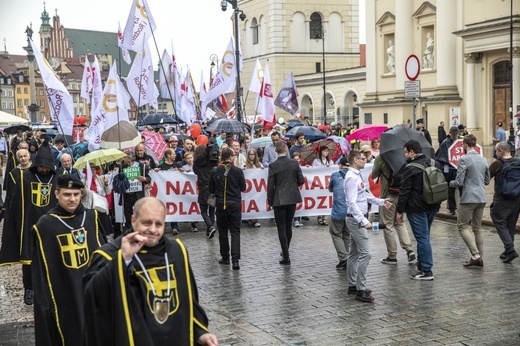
{"left": 92, "top": 192, "right": 109, "bottom": 214}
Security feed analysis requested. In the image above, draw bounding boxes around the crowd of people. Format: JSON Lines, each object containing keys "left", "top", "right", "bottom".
{"left": 0, "top": 116, "right": 518, "bottom": 342}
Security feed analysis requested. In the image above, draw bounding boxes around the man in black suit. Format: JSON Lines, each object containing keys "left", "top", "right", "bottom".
{"left": 57, "top": 153, "right": 81, "bottom": 179}
{"left": 267, "top": 141, "right": 305, "bottom": 265}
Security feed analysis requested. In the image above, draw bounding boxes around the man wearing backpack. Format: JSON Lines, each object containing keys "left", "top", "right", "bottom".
{"left": 489, "top": 141, "right": 520, "bottom": 263}
{"left": 449, "top": 135, "right": 490, "bottom": 267}
{"left": 397, "top": 140, "right": 441, "bottom": 281}
{"left": 372, "top": 155, "right": 416, "bottom": 265}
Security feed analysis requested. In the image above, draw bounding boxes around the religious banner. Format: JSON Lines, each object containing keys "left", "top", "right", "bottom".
{"left": 149, "top": 164, "right": 377, "bottom": 222}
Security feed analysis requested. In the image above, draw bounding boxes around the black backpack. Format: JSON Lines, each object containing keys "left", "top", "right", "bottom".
{"left": 207, "top": 137, "right": 219, "bottom": 162}
{"left": 499, "top": 158, "right": 520, "bottom": 199}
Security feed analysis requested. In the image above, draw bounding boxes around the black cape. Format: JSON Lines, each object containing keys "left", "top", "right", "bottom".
{"left": 32, "top": 204, "right": 105, "bottom": 345}
{"left": 83, "top": 234, "right": 210, "bottom": 346}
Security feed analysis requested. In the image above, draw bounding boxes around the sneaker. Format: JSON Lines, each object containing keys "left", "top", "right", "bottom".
{"left": 24, "top": 289, "right": 33, "bottom": 306}
{"left": 218, "top": 258, "right": 230, "bottom": 265}
{"left": 500, "top": 251, "right": 508, "bottom": 260}
{"left": 294, "top": 220, "right": 302, "bottom": 227}
{"left": 171, "top": 228, "right": 180, "bottom": 235}
{"left": 407, "top": 250, "right": 416, "bottom": 263}
{"left": 449, "top": 210, "right": 456, "bottom": 215}
{"left": 254, "top": 222, "right": 261, "bottom": 227}
{"left": 348, "top": 286, "right": 372, "bottom": 295}
{"left": 381, "top": 257, "right": 397, "bottom": 265}
{"left": 410, "top": 271, "right": 434, "bottom": 281}
{"left": 191, "top": 227, "right": 199, "bottom": 232}
{"left": 355, "top": 290, "right": 374, "bottom": 303}
{"left": 207, "top": 226, "right": 217, "bottom": 239}
{"left": 503, "top": 250, "right": 519, "bottom": 263}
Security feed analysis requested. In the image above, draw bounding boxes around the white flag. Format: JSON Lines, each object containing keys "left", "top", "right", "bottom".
{"left": 121, "top": 0, "right": 157, "bottom": 52}
{"left": 117, "top": 22, "right": 132, "bottom": 64}
{"left": 29, "top": 39, "right": 74, "bottom": 136}
{"left": 171, "top": 43, "right": 182, "bottom": 117}
{"left": 203, "top": 38, "right": 236, "bottom": 103}
{"left": 80, "top": 57, "right": 92, "bottom": 102}
{"left": 159, "top": 49, "right": 174, "bottom": 99}
{"left": 91, "top": 56, "right": 103, "bottom": 114}
{"left": 199, "top": 70, "right": 208, "bottom": 120}
{"left": 85, "top": 64, "right": 131, "bottom": 151}
{"left": 126, "top": 40, "right": 159, "bottom": 109}
{"left": 248, "top": 58, "right": 263, "bottom": 93}
{"left": 257, "top": 61, "right": 275, "bottom": 122}
{"left": 180, "top": 70, "right": 196, "bottom": 125}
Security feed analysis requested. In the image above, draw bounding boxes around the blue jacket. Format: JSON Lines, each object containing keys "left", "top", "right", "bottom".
{"left": 328, "top": 169, "right": 348, "bottom": 220}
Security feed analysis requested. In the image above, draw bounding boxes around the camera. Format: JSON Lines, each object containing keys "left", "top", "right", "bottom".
{"left": 221, "top": 0, "right": 227, "bottom": 11}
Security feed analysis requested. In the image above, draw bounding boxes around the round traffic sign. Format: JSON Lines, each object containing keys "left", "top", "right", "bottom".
{"left": 448, "top": 139, "right": 482, "bottom": 168}
{"left": 405, "top": 55, "right": 420, "bottom": 81}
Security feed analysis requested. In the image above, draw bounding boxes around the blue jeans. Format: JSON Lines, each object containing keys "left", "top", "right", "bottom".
{"left": 407, "top": 209, "right": 438, "bottom": 273}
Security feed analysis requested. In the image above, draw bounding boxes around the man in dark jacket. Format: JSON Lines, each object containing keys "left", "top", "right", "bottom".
{"left": 397, "top": 140, "right": 440, "bottom": 281}
{"left": 209, "top": 148, "right": 246, "bottom": 270}
{"left": 416, "top": 118, "right": 432, "bottom": 145}
{"left": 267, "top": 141, "right": 304, "bottom": 265}
{"left": 437, "top": 121, "right": 447, "bottom": 145}
{"left": 435, "top": 126, "right": 460, "bottom": 215}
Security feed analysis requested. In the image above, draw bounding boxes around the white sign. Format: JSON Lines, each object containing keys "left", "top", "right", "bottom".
{"left": 450, "top": 107, "right": 460, "bottom": 126}
{"left": 404, "top": 80, "right": 421, "bottom": 99}
{"left": 405, "top": 54, "right": 420, "bottom": 81}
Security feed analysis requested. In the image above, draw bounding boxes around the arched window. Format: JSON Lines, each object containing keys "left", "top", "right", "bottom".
{"left": 493, "top": 61, "right": 511, "bottom": 86}
{"left": 310, "top": 12, "right": 323, "bottom": 40}
{"left": 251, "top": 18, "right": 259, "bottom": 45}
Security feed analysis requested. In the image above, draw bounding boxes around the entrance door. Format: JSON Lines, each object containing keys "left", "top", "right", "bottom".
{"left": 494, "top": 87, "right": 511, "bottom": 128}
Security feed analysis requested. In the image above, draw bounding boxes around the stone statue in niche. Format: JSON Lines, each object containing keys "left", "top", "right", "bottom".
{"left": 423, "top": 32, "right": 434, "bottom": 69}
{"left": 386, "top": 40, "right": 395, "bottom": 74}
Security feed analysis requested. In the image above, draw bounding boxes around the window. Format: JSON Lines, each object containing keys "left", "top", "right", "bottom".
{"left": 251, "top": 18, "right": 259, "bottom": 45}
{"left": 315, "top": 62, "right": 321, "bottom": 73}
{"left": 18, "top": 75, "right": 23, "bottom": 83}
{"left": 9, "top": 102, "right": 14, "bottom": 109}
{"left": 0, "top": 78, "right": 4, "bottom": 85}
{"left": 17, "top": 99, "right": 22, "bottom": 107}
{"left": 0, "top": 89, "right": 4, "bottom": 97}
{"left": 24, "top": 87, "right": 28, "bottom": 94}
{"left": 310, "top": 12, "right": 323, "bottom": 40}
{"left": 494, "top": 61, "right": 511, "bottom": 86}
{"left": 8, "top": 90, "right": 13, "bottom": 97}
{"left": 40, "top": 100, "right": 45, "bottom": 108}
{"left": 7, "top": 79, "right": 11, "bottom": 84}
{"left": 39, "top": 88, "right": 44, "bottom": 96}
{"left": 18, "top": 112, "right": 22, "bottom": 117}
{"left": 1, "top": 102, "right": 6, "bottom": 109}
{"left": 383, "top": 113, "right": 388, "bottom": 124}
{"left": 24, "top": 99, "right": 29, "bottom": 106}
{"left": 17, "top": 87, "right": 21, "bottom": 94}
{"left": 364, "top": 113, "right": 372, "bottom": 124}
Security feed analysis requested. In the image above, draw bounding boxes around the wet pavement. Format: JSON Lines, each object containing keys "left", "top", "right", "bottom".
{"left": 1, "top": 217, "right": 520, "bottom": 345}
{"left": 2, "top": 145, "right": 520, "bottom": 345}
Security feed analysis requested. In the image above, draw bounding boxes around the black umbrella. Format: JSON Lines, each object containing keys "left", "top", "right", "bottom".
{"left": 285, "top": 126, "right": 326, "bottom": 141}
{"left": 205, "top": 118, "right": 249, "bottom": 134}
{"left": 141, "top": 113, "right": 177, "bottom": 125}
{"left": 380, "top": 125, "right": 435, "bottom": 173}
{"left": 3, "top": 124, "right": 31, "bottom": 135}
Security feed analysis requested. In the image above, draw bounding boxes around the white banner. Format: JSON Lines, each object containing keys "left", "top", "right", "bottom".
{"left": 149, "top": 164, "right": 377, "bottom": 222}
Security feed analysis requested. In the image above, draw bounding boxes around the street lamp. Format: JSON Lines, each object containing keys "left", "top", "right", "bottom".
{"left": 209, "top": 53, "right": 219, "bottom": 82}
{"left": 315, "top": 27, "right": 326, "bottom": 125}
{"left": 220, "top": 0, "right": 246, "bottom": 123}
{"left": 508, "top": 0, "right": 515, "bottom": 154}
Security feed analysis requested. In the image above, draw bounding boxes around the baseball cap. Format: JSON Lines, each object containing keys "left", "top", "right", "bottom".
{"left": 361, "top": 144, "right": 371, "bottom": 153}
{"left": 339, "top": 156, "right": 349, "bottom": 166}
{"left": 416, "top": 118, "right": 424, "bottom": 124}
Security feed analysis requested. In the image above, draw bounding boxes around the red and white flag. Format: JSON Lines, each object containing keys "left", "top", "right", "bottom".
{"left": 85, "top": 63, "right": 131, "bottom": 151}
{"left": 120, "top": 0, "right": 157, "bottom": 52}
{"left": 203, "top": 38, "right": 236, "bottom": 103}
{"left": 171, "top": 42, "right": 182, "bottom": 115}
{"left": 159, "top": 49, "right": 174, "bottom": 99}
{"left": 29, "top": 39, "right": 74, "bottom": 137}
{"left": 257, "top": 61, "right": 275, "bottom": 122}
{"left": 80, "top": 57, "right": 93, "bottom": 103}
{"left": 180, "top": 69, "right": 196, "bottom": 125}
{"left": 274, "top": 71, "right": 299, "bottom": 115}
{"left": 126, "top": 40, "right": 159, "bottom": 109}
{"left": 91, "top": 56, "right": 103, "bottom": 114}
{"left": 117, "top": 22, "right": 132, "bottom": 64}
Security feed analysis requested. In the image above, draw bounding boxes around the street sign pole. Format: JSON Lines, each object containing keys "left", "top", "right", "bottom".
{"left": 405, "top": 55, "right": 421, "bottom": 126}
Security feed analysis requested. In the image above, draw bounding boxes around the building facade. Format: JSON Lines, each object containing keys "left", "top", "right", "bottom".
{"left": 361, "top": 0, "right": 519, "bottom": 145}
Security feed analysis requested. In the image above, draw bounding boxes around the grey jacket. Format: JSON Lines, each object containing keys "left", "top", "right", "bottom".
{"left": 449, "top": 150, "right": 490, "bottom": 204}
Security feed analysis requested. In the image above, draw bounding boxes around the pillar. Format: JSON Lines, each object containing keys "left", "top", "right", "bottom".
{"left": 436, "top": 0, "right": 457, "bottom": 87}
{"left": 395, "top": 0, "right": 413, "bottom": 90}
{"left": 465, "top": 53, "right": 482, "bottom": 129}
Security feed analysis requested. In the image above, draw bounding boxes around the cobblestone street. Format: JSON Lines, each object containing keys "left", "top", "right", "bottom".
{"left": 1, "top": 215, "right": 520, "bottom": 345}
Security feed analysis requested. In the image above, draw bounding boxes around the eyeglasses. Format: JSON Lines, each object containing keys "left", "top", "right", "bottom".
{"left": 356, "top": 157, "right": 367, "bottom": 161}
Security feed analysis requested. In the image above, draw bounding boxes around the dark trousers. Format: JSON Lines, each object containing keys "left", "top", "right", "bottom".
{"left": 444, "top": 170, "right": 458, "bottom": 212}
{"left": 199, "top": 203, "right": 216, "bottom": 231}
{"left": 491, "top": 198, "right": 520, "bottom": 252}
{"left": 274, "top": 204, "right": 297, "bottom": 260}
{"left": 22, "top": 264, "right": 32, "bottom": 290}
{"left": 123, "top": 193, "right": 139, "bottom": 228}
{"left": 216, "top": 204, "right": 241, "bottom": 262}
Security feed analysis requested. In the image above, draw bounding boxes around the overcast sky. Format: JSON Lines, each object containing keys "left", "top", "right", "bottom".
{"left": 1, "top": 0, "right": 366, "bottom": 84}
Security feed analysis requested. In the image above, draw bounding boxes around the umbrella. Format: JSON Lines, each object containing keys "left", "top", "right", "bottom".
{"left": 346, "top": 124, "right": 388, "bottom": 142}
{"left": 380, "top": 125, "right": 435, "bottom": 173}
{"left": 285, "top": 126, "right": 326, "bottom": 141}
{"left": 285, "top": 119, "right": 303, "bottom": 131}
{"left": 4, "top": 124, "right": 31, "bottom": 135}
{"left": 141, "top": 113, "right": 177, "bottom": 125}
{"left": 73, "top": 148, "right": 127, "bottom": 169}
{"left": 249, "top": 136, "right": 273, "bottom": 149}
{"left": 299, "top": 139, "right": 337, "bottom": 165}
{"left": 206, "top": 118, "right": 248, "bottom": 134}
{"left": 142, "top": 129, "right": 168, "bottom": 160}
{"left": 327, "top": 135, "right": 351, "bottom": 155}
{"left": 101, "top": 121, "right": 141, "bottom": 150}
{"left": 163, "top": 132, "right": 191, "bottom": 142}
{"left": 0, "top": 111, "right": 30, "bottom": 127}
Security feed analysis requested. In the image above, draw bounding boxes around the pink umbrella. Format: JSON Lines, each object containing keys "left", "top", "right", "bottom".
{"left": 346, "top": 125, "right": 388, "bottom": 142}
{"left": 142, "top": 130, "right": 168, "bottom": 160}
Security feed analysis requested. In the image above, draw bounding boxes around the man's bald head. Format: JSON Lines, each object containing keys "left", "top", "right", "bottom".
{"left": 133, "top": 197, "right": 166, "bottom": 219}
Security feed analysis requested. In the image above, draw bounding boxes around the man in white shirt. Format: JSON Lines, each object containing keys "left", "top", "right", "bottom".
{"left": 344, "top": 149, "right": 392, "bottom": 303}
{"left": 232, "top": 141, "right": 246, "bottom": 168}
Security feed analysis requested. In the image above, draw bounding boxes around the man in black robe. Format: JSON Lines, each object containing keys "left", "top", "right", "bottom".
{"left": 31, "top": 174, "right": 105, "bottom": 345}
{"left": 83, "top": 197, "right": 218, "bottom": 346}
